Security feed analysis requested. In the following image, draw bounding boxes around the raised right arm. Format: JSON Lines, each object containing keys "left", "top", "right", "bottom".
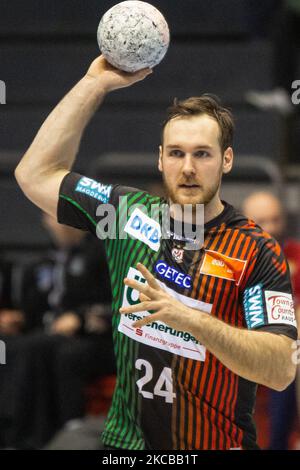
{"left": 15, "top": 56, "right": 152, "bottom": 217}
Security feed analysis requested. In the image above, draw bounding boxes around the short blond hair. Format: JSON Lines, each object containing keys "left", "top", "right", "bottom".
{"left": 162, "top": 95, "right": 234, "bottom": 153}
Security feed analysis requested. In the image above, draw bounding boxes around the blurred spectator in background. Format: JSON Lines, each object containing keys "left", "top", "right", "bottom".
{"left": 0, "top": 256, "right": 25, "bottom": 336}
{"left": 20, "top": 213, "right": 111, "bottom": 332}
{"left": 246, "top": 0, "right": 300, "bottom": 114}
{"left": 0, "top": 309, "right": 25, "bottom": 336}
{"left": 0, "top": 214, "right": 115, "bottom": 449}
{"left": 0, "top": 255, "right": 27, "bottom": 446}
{"left": 243, "top": 191, "right": 300, "bottom": 449}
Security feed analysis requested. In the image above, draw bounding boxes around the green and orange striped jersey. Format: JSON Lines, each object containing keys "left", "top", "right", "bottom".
{"left": 57, "top": 172, "right": 297, "bottom": 450}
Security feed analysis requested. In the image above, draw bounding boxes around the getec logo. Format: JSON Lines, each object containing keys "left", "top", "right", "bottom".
{"left": 75, "top": 177, "right": 112, "bottom": 203}
{"left": 243, "top": 284, "right": 265, "bottom": 329}
{"left": 124, "top": 208, "right": 161, "bottom": 252}
{"left": 155, "top": 260, "right": 192, "bottom": 290}
{"left": 0, "top": 80, "right": 6, "bottom": 104}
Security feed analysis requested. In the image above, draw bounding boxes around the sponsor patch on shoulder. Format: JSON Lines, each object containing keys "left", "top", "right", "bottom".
{"left": 75, "top": 177, "right": 112, "bottom": 203}
{"left": 265, "top": 291, "right": 296, "bottom": 327}
{"left": 243, "top": 284, "right": 265, "bottom": 329}
{"left": 124, "top": 208, "right": 161, "bottom": 252}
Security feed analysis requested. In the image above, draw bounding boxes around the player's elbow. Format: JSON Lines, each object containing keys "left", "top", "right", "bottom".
{"left": 15, "top": 154, "right": 40, "bottom": 196}
{"left": 15, "top": 163, "right": 28, "bottom": 192}
{"left": 15, "top": 157, "right": 31, "bottom": 190}
{"left": 271, "top": 362, "right": 296, "bottom": 392}
{"left": 15, "top": 171, "right": 28, "bottom": 202}
{"left": 281, "top": 362, "right": 297, "bottom": 390}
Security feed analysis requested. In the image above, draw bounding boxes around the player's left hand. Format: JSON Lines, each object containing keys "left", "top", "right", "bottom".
{"left": 119, "top": 263, "right": 194, "bottom": 331}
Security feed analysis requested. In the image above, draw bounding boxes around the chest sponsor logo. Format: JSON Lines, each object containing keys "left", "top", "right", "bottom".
{"left": 265, "top": 291, "right": 296, "bottom": 327}
{"left": 75, "top": 177, "right": 112, "bottom": 203}
{"left": 124, "top": 208, "right": 161, "bottom": 252}
{"left": 155, "top": 261, "right": 192, "bottom": 290}
{"left": 118, "top": 267, "right": 212, "bottom": 361}
{"left": 167, "top": 229, "right": 203, "bottom": 248}
{"left": 243, "top": 284, "right": 265, "bottom": 329}
{"left": 200, "top": 250, "right": 247, "bottom": 286}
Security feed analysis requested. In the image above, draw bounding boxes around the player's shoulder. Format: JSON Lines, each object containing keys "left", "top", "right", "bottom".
{"left": 226, "top": 204, "right": 282, "bottom": 256}
{"left": 60, "top": 171, "right": 162, "bottom": 205}
{"left": 109, "top": 183, "right": 163, "bottom": 207}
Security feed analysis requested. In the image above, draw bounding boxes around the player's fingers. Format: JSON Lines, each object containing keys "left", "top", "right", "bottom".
{"left": 136, "top": 263, "right": 160, "bottom": 289}
{"left": 124, "top": 68, "right": 152, "bottom": 84}
{"left": 119, "top": 301, "right": 157, "bottom": 314}
{"left": 123, "top": 278, "right": 160, "bottom": 299}
{"left": 132, "top": 67, "right": 152, "bottom": 77}
{"left": 132, "top": 313, "right": 162, "bottom": 328}
{"left": 139, "top": 293, "right": 150, "bottom": 302}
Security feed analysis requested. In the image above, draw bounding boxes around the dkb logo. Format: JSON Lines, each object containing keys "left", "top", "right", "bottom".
{"left": 0, "top": 80, "right": 6, "bottom": 104}
{"left": 0, "top": 340, "right": 6, "bottom": 364}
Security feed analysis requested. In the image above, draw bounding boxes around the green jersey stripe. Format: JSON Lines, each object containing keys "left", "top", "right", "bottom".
{"left": 59, "top": 194, "right": 97, "bottom": 227}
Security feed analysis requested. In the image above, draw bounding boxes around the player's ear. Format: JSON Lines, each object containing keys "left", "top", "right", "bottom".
{"left": 223, "top": 147, "right": 233, "bottom": 174}
{"left": 158, "top": 145, "right": 163, "bottom": 172}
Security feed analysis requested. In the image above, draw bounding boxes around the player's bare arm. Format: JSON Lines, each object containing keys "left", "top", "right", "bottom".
{"left": 120, "top": 263, "right": 297, "bottom": 392}
{"left": 14, "top": 56, "right": 152, "bottom": 217}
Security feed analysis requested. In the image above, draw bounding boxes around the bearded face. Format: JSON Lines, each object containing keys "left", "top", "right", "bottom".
{"left": 159, "top": 115, "right": 232, "bottom": 213}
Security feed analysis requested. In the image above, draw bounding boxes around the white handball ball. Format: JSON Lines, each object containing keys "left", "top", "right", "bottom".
{"left": 97, "top": 1, "right": 170, "bottom": 73}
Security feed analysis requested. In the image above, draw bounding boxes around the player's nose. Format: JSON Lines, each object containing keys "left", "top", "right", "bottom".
{"left": 182, "top": 155, "right": 196, "bottom": 177}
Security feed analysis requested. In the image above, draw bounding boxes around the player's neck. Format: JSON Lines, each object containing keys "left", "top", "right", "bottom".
{"left": 204, "top": 198, "right": 225, "bottom": 225}
{"left": 169, "top": 197, "right": 224, "bottom": 226}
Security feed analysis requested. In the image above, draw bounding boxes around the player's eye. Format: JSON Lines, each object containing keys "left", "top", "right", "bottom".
{"left": 194, "top": 150, "right": 210, "bottom": 158}
{"left": 169, "top": 149, "right": 184, "bottom": 157}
